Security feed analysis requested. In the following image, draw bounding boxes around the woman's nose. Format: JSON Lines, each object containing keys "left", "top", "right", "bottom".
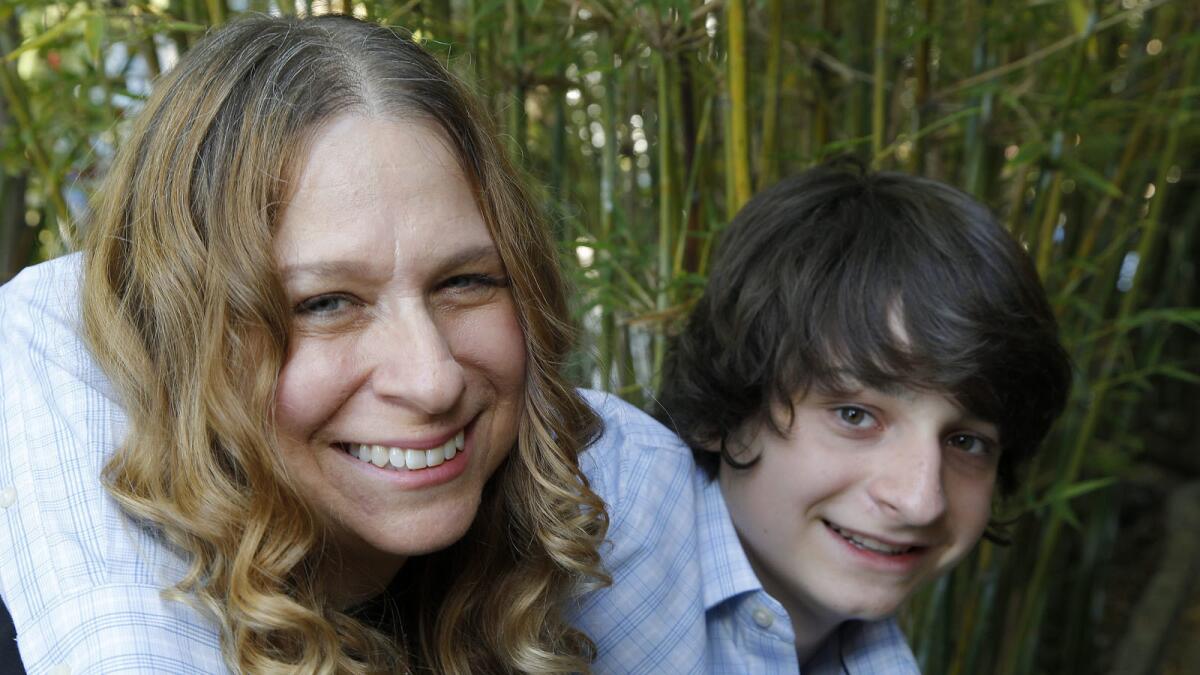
{"left": 368, "top": 300, "right": 466, "bottom": 415}
{"left": 867, "top": 436, "right": 948, "bottom": 526}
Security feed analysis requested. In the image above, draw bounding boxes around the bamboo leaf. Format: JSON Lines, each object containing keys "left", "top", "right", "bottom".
{"left": 3, "top": 11, "right": 90, "bottom": 63}
{"left": 1060, "top": 156, "right": 1123, "bottom": 198}
{"left": 84, "top": 13, "right": 105, "bottom": 66}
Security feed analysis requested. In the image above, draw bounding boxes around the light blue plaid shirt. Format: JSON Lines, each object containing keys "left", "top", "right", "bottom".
{"left": 575, "top": 390, "right": 920, "bottom": 674}
{"left": 0, "top": 255, "right": 228, "bottom": 673}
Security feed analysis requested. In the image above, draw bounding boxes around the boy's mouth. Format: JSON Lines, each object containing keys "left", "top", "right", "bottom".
{"left": 824, "top": 520, "right": 919, "bottom": 556}
{"left": 336, "top": 430, "right": 465, "bottom": 472}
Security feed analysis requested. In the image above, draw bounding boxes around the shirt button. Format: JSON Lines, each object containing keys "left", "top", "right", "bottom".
{"left": 47, "top": 665, "right": 71, "bottom": 675}
{"left": 0, "top": 486, "right": 15, "bottom": 509}
{"left": 752, "top": 607, "right": 774, "bottom": 628}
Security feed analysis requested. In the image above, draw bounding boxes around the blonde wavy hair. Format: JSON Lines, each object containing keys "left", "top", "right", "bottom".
{"left": 81, "top": 14, "right": 608, "bottom": 674}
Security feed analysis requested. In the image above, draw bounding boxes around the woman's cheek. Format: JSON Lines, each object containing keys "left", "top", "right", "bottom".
{"left": 274, "top": 337, "right": 361, "bottom": 440}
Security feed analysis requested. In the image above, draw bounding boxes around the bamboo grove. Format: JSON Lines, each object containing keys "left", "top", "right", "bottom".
{"left": 2, "top": 0, "right": 1198, "bottom": 672}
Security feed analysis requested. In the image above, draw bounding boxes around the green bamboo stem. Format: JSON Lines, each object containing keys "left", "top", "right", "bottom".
{"left": 505, "top": 0, "right": 526, "bottom": 157}
{"left": 1034, "top": 172, "right": 1064, "bottom": 277}
{"left": 204, "top": 0, "right": 225, "bottom": 26}
{"left": 870, "top": 0, "right": 887, "bottom": 165}
{"left": 756, "top": 0, "right": 782, "bottom": 189}
{"left": 810, "top": 0, "right": 834, "bottom": 157}
{"left": 961, "top": 0, "right": 989, "bottom": 196}
{"left": 908, "top": 0, "right": 934, "bottom": 173}
{"left": 675, "top": 95, "right": 714, "bottom": 279}
{"left": 598, "top": 33, "right": 619, "bottom": 391}
{"left": 653, "top": 51, "right": 673, "bottom": 388}
{"left": 726, "top": 0, "right": 751, "bottom": 209}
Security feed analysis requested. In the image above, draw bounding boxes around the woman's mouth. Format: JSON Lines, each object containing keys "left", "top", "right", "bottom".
{"left": 337, "top": 430, "right": 465, "bottom": 472}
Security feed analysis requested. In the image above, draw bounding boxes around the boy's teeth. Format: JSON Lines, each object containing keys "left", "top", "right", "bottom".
{"left": 370, "top": 446, "right": 388, "bottom": 468}
{"left": 346, "top": 432, "right": 466, "bottom": 472}
{"left": 830, "top": 524, "right": 912, "bottom": 555}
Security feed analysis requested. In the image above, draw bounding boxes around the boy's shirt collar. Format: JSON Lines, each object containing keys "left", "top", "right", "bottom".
{"left": 697, "top": 473, "right": 765, "bottom": 612}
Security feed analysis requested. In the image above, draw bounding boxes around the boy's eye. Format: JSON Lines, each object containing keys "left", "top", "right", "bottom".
{"left": 945, "top": 432, "right": 992, "bottom": 456}
{"left": 834, "top": 406, "right": 877, "bottom": 428}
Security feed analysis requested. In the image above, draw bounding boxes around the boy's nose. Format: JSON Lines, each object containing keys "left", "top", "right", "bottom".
{"left": 867, "top": 436, "right": 948, "bottom": 526}
{"left": 369, "top": 302, "right": 466, "bottom": 415}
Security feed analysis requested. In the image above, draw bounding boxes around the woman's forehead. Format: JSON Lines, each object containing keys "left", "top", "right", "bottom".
{"left": 273, "top": 115, "right": 494, "bottom": 279}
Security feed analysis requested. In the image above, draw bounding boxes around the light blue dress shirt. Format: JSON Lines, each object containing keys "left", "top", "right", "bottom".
{"left": 0, "top": 255, "right": 227, "bottom": 674}
{"left": 1, "top": 255, "right": 919, "bottom": 673}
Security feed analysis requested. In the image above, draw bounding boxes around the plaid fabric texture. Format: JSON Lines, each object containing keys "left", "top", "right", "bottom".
{"left": 0, "top": 255, "right": 227, "bottom": 674}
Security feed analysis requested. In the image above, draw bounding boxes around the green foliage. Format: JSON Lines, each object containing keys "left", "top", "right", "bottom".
{"left": 2, "top": 0, "right": 1198, "bottom": 672}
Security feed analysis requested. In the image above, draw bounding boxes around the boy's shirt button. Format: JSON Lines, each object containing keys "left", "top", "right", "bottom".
{"left": 752, "top": 606, "right": 774, "bottom": 628}
{"left": 0, "top": 486, "right": 15, "bottom": 508}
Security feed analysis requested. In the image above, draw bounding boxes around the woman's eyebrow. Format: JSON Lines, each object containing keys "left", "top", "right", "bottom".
{"left": 278, "top": 244, "right": 501, "bottom": 281}
{"left": 437, "top": 243, "right": 502, "bottom": 271}
{"left": 277, "top": 260, "right": 374, "bottom": 281}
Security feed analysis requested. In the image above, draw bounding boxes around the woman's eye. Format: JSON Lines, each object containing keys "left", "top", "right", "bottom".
{"left": 946, "top": 432, "right": 993, "bottom": 456}
{"left": 834, "top": 406, "right": 877, "bottom": 428}
{"left": 295, "top": 294, "right": 353, "bottom": 315}
{"left": 440, "top": 273, "right": 506, "bottom": 292}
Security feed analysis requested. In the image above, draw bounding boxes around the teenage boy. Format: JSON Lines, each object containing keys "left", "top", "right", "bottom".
{"left": 573, "top": 164, "right": 1071, "bottom": 672}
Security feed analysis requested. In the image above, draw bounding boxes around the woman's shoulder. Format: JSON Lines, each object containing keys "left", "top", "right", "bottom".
{"left": 0, "top": 253, "right": 82, "bottom": 308}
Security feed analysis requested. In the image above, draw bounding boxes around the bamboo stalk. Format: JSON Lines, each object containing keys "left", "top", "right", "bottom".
{"left": 1035, "top": 172, "right": 1064, "bottom": 277}
{"left": 811, "top": 0, "right": 835, "bottom": 157}
{"left": 726, "top": 0, "right": 751, "bottom": 209}
{"left": 505, "top": 0, "right": 526, "bottom": 156}
{"left": 204, "top": 0, "right": 225, "bottom": 26}
{"left": 870, "top": 0, "right": 887, "bottom": 164}
{"left": 756, "top": 0, "right": 782, "bottom": 189}
{"left": 598, "top": 32, "right": 619, "bottom": 391}
{"left": 908, "top": 0, "right": 934, "bottom": 173}
{"left": 653, "top": 51, "right": 673, "bottom": 388}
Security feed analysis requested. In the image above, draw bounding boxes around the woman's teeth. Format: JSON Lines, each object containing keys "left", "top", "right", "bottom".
{"left": 346, "top": 431, "right": 464, "bottom": 472}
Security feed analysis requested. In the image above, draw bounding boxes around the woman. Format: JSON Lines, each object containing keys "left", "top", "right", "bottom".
{"left": 68, "top": 14, "right": 605, "bottom": 673}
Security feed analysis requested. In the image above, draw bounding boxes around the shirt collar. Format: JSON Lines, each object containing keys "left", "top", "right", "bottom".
{"left": 696, "top": 471, "right": 763, "bottom": 611}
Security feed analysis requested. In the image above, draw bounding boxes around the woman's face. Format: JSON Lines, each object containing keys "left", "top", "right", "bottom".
{"left": 272, "top": 115, "right": 526, "bottom": 603}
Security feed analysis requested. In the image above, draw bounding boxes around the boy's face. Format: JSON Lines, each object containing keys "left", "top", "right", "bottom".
{"left": 718, "top": 385, "right": 998, "bottom": 631}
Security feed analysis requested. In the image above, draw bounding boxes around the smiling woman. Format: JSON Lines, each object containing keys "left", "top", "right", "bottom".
{"left": 71, "top": 14, "right": 607, "bottom": 673}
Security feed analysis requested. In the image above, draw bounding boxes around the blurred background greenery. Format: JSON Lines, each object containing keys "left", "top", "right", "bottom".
{"left": 2, "top": 0, "right": 1198, "bottom": 673}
